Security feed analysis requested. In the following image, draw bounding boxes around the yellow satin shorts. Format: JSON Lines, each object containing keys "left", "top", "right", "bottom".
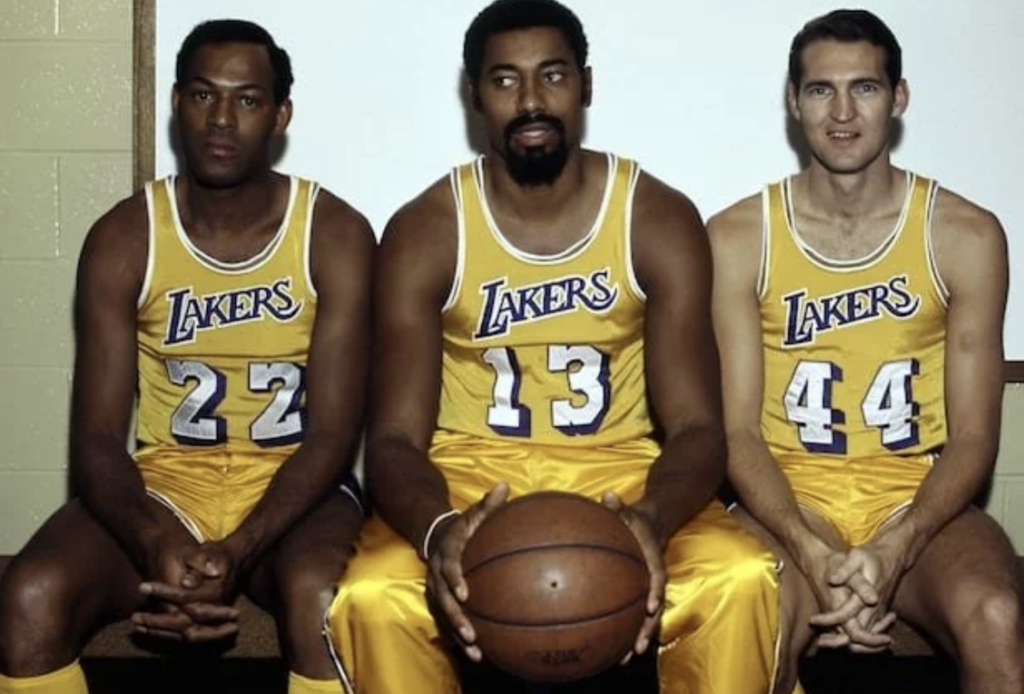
{"left": 327, "top": 433, "right": 781, "bottom": 694}
{"left": 779, "top": 452, "right": 933, "bottom": 546}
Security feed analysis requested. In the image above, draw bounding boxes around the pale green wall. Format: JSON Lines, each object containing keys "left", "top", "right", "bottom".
{"left": 0, "top": 0, "right": 1021, "bottom": 555}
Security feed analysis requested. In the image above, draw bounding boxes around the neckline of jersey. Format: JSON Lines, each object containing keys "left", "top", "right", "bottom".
{"left": 782, "top": 171, "right": 915, "bottom": 272}
{"left": 473, "top": 152, "right": 616, "bottom": 265}
{"left": 165, "top": 175, "right": 299, "bottom": 275}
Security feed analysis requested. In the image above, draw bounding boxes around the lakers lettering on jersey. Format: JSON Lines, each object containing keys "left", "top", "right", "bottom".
{"left": 135, "top": 176, "right": 319, "bottom": 461}
{"left": 436, "top": 154, "right": 651, "bottom": 447}
{"left": 759, "top": 173, "right": 948, "bottom": 464}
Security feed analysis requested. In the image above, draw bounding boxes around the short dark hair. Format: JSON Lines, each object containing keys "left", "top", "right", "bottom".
{"left": 176, "top": 19, "right": 294, "bottom": 104}
{"left": 788, "top": 9, "right": 902, "bottom": 90}
{"left": 463, "top": 0, "right": 588, "bottom": 84}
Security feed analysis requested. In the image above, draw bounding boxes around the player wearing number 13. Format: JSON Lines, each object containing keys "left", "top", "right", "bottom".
{"left": 0, "top": 20, "right": 372, "bottom": 694}
{"left": 709, "top": 10, "right": 1021, "bottom": 693}
{"left": 325, "top": 1, "right": 781, "bottom": 692}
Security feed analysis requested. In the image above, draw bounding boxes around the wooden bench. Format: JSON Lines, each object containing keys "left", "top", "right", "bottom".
{"left": 0, "top": 555, "right": 949, "bottom": 693}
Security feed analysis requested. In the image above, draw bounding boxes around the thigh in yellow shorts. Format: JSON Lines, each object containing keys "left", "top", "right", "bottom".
{"left": 135, "top": 449, "right": 286, "bottom": 541}
{"left": 779, "top": 453, "right": 934, "bottom": 546}
{"left": 326, "top": 433, "right": 781, "bottom": 694}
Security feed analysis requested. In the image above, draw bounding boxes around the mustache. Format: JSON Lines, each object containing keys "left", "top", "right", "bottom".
{"left": 503, "top": 113, "right": 566, "bottom": 142}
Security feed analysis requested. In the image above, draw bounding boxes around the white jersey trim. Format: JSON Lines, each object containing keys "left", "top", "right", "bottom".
{"left": 757, "top": 186, "right": 772, "bottom": 301}
{"left": 473, "top": 152, "right": 616, "bottom": 265}
{"left": 623, "top": 160, "right": 646, "bottom": 302}
{"left": 923, "top": 181, "right": 950, "bottom": 308}
{"left": 304, "top": 181, "right": 322, "bottom": 300}
{"left": 137, "top": 182, "right": 158, "bottom": 309}
{"left": 782, "top": 173, "right": 914, "bottom": 273}
{"left": 166, "top": 175, "right": 299, "bottom": 275}
{"left": 441, "top": 166, "right": 467, "bottom": 314}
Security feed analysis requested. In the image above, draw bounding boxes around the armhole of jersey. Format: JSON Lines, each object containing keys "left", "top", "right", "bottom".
{"left": 136, "top": 181, "right": 158, "bottom": 309}
{"left": 924, "top": 180, "right": 950, "bottom": 308}
{"left": 756, "top": 185, "right": 772, "bottom": 301}
{"left": 440, "top": 167, "right": 466, "bottom": 314}
{"left": 304, "top": 181, "right": 322, "bottom": 300}
{"left": 623, "top": 161, "right": 646, "bottom": 303}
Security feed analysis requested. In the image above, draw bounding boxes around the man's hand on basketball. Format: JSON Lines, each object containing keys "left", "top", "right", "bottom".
{"left": 602, "top": 491, "right": 666, "bottom": 662}
{"left": 426, "top": 482, "right": 509, "bottom": 661}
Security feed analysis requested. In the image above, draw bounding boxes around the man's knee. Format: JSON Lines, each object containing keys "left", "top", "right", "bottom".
{"left": 0, "top": 557, "right": 78, "bottom": 672}
{"left": 956, "top": 583, "right": 1024, "bottom": 652}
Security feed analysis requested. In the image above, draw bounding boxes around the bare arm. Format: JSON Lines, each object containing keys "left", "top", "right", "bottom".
{"left": 71, "top": 194, "right": 167, "bottom": 571}
{"left": 366, "top": 180, "right": 459, "bottom": 552}
{"left": 875, "top": 191, "right": 1008, "bottom": 563}
{"left": 708, "top": 196, "right": 830, "bottom": 563}
{"left": 221, "top": 192, "right": 375, "bottom": 573}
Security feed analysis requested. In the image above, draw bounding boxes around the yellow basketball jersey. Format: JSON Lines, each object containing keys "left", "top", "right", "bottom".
{"left": 760, "top": 173, "right": 947, "bottom": 463}
{"left": 435, "top": 154, "right": 651, "bottom": 447}
{"left": 135, "top": 176, "right": 318, "bottom": 461}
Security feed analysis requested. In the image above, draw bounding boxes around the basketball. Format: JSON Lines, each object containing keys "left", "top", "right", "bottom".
{"left": 461, "top": 491, "right": 649, "bottom": 683}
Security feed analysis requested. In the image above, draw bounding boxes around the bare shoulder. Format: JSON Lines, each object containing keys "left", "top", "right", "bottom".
{"left": 931, "top": 186, "right": 1008, "bottom": 292}
{"left": 706, "top": 192, "right": 762, "bottom": 249}
{"left": 632, "top": 170, "right": 702, "bottom": 236}
{"left": 383, "top": 175, "right": 457, "bottom": 247}
{"left": 931, "top": 186, "right": 1006, "bottom": 247}
{"left": 78, "top": 189, "right": 149, "bottom": 289}
{"left": 310, "top": 187, "right": 375, "bottom": 255}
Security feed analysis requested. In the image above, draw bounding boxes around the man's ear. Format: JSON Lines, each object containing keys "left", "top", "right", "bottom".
{"left": 273, "top": 98, "right": 293, "bottom": 136}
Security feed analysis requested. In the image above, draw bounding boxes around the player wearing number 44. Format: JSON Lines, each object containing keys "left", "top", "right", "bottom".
{"left": 325, "top": 0, "right": 783, "bottom": 693}
{"left": 709, "top": 9, "right": 1022, "bottom": 694}
{"left": 0, "top": 20, "right": 372, "bottom": 694}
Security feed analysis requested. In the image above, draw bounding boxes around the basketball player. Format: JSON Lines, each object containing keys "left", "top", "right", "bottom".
{"left": 709, "top": 9, "right": 1022, "bottom": 693}
{"left": 0, "top": 20, "right": 372, "bottom": 694}
{"left": 324, "top": 1, "right": 781, "bottom": 692}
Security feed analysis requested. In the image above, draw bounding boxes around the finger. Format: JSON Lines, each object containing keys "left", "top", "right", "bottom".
{"left": 828, "top": 554, "right": 864, "bottom": 586}
{"left": 849, "top": 642, "right": 891, "bottom": 654}
{"left": 634, "top": 610, "right": 662, "bottom": 655}
{"left": 131, "top": 610, "right": 193, "bottom": 633}
{"left": 430, "top": 569, "right": 476, "bottom": 645}
{"left": 870, "top": 611, "right": 898, "bottom": 634}
{"left": 816, "top": 631, "right": 850, "bottom": 649}
{"left": 133, "top": 624, "right": 185, "bottom": 641}
{"left": 602, "top": 490, "right": 624, "bottom": 512}
{"left": 140, "top": 581, "right": 191, "bottom": 604}
{"left": 809, "top": 593, "right": 864, "bottom": 628}
{"left": 440, "top": 546, "right": 470, "bottom": 603}
{"left": 180, "top": 602, "right": 240, "bottom": 624}
{"left": 480, "top": 482, "right": 510, "bottom": 514}
{"left": 182, "top": 621, "right": 239, "bottom": 642}
{"left": 842, "top": 616, "right": 893, "bottom": 649}
{"left": 844, "top": 571, "right": 879, "bottom": 606}
{"left": 646, "top": 567, "right": 667, "bottom": 615}
{"left": 184, "top": 550, "right": 221, "bottom": 578}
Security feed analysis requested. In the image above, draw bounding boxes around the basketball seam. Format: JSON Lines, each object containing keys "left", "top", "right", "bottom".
{"left": 464, "top": 591, "right": 647, "bottom": 628}
{"left": 463, "top": 542, "right": 646, "bottom": 576}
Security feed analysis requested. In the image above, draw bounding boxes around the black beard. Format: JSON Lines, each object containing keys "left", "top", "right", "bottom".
{"left": 502, "top": 114, "right": 569, "bottom": 187}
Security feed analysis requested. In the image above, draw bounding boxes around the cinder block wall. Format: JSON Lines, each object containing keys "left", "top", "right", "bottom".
{"left": 0, "top": 0, "right": 1021, "bottom": 556}
{"left": 0, "top": 0, "right": 133, "bottom": 552}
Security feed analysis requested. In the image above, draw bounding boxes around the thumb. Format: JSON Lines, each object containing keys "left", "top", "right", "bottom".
{"left": 602, "top": 490, "right": 624, "bottom": 512}
{"left": 829, "top": 554, "right": 863, "bottom": 587}
{"left": 184, "top": 550, "right": 221, "bottom": 578}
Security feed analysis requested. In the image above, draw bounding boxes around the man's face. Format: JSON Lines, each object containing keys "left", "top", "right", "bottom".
{"left": 473, "top": 26, "right": 590, "bottom": 186}
{"left": 788, "top": 39, "right": 908, "bottom": 175}
{"left": 173, "top": 42, "right": 291, "bottom": 189}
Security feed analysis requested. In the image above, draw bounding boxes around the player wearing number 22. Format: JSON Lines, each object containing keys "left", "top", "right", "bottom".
{"left": 0, "top": 20, "right": 372, "bottom": 694}
{"left": 325, "top": 1, "right": 781, "bottom": 693}
{"left": 710, "top": 9, "right": 1021, "bottom": 694}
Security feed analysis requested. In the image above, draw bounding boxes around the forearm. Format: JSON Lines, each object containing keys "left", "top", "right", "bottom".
{"left": 72, "top": 438, "right": 164, "bottom": 570}
{"left": 632, "top": 424, "right": 725, "bottom": 546}
{"left": 224, "top": 439, "right": 349, "bottom": 571}
{"left": 728, "top": 435, "right": 828, "bottom": 560}
{"left": 369, "top": 434, "right": 453, "bottom": 554}
{"left": 886, "top": 435, "right": 997, "bottom": 562}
